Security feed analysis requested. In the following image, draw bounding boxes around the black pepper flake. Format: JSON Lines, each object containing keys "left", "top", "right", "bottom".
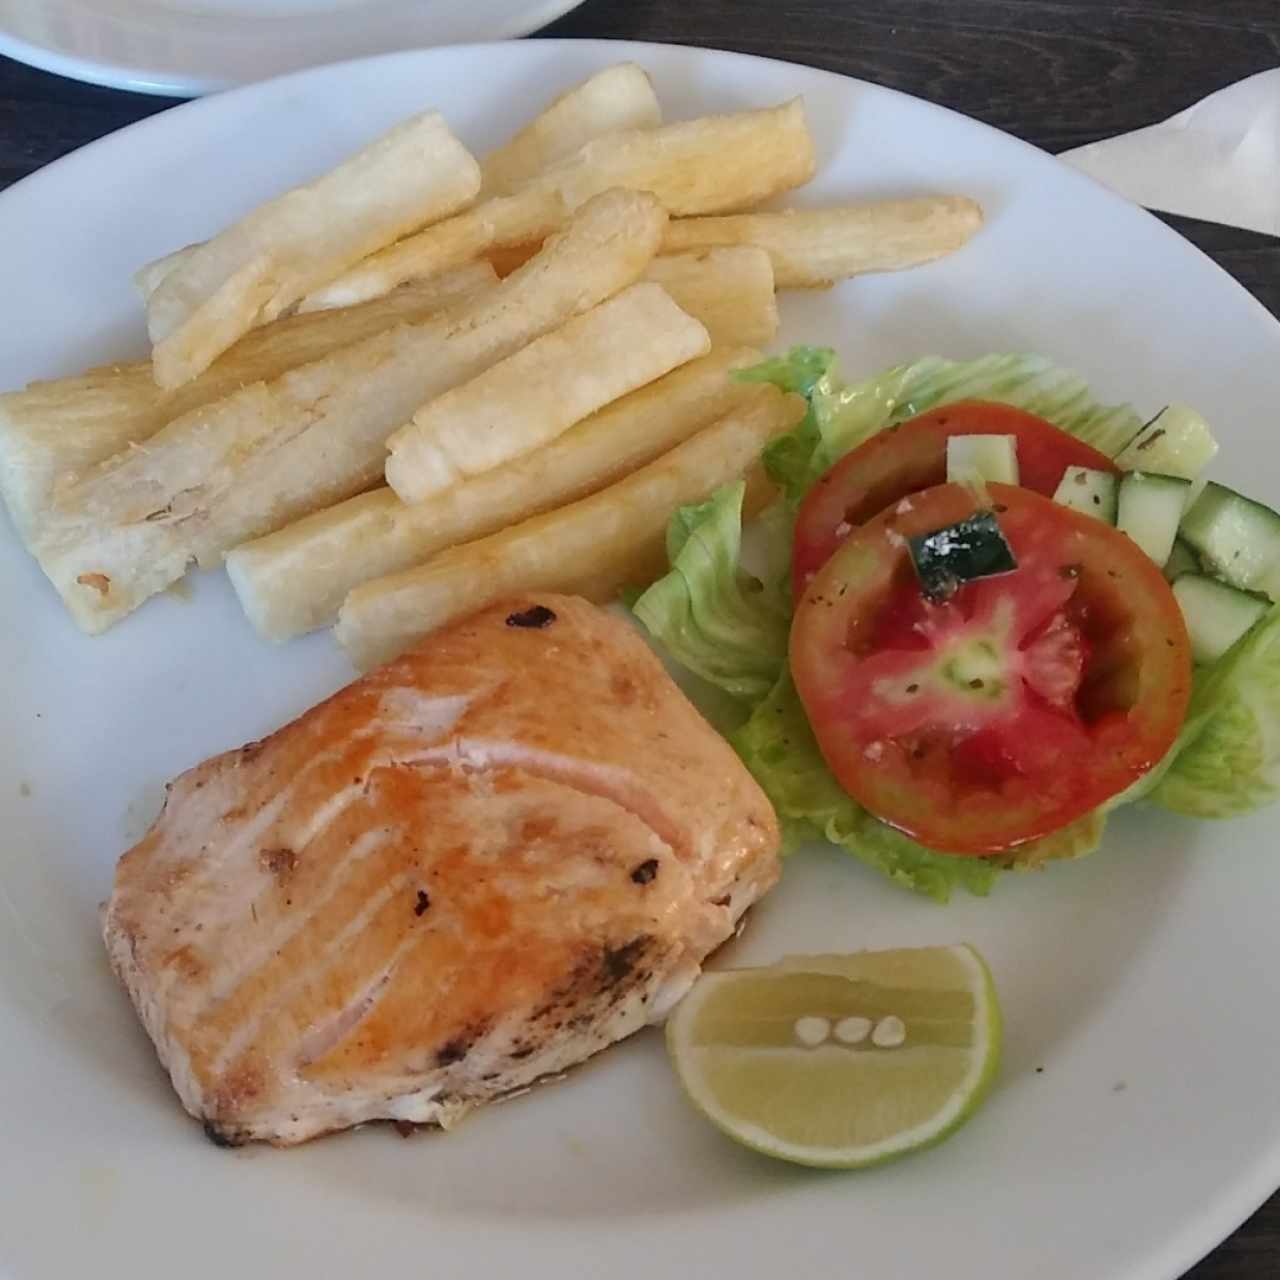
{"left": 630, "top": 858, "right": 659, "bottom": 885}
{"left": 506, "top": 604, "right": 556, "bottom": 629}
{"left": 414, "top": 889, "right": 431, "bottom": 917}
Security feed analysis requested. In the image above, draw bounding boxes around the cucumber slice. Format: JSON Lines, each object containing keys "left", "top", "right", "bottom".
{"left": 946, "top": 435, "right": 1018, "bottom": 487}
{"left": 1172, "top": 574, "right": 1269, "bottom": 665}
{"left": 1114, "top": 404, "right": 1219, "bottom": 478}
{"left": 1163, "top": 537, "right": 1202, "bottom": 582}
{"left": 908, "top": 511, "right": 1017, "bottom": 603}
{"left": 1179, "top": 481, "right": 1280, "bottom": 598}
{"left": 1052, "top": 466, "right": 1118, "bottom": 524}
{"left": 1116, "top": 471, "right": 1192, "bottom": 565}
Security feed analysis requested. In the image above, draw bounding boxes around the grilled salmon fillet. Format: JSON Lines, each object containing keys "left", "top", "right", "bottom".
{"left": 103, "top": 594, "right": 780, "bottom": 1146}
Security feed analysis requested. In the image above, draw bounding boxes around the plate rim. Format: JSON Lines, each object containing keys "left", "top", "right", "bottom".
{"left": 1, "top": 37, "right": 1278, "bottom": 1280}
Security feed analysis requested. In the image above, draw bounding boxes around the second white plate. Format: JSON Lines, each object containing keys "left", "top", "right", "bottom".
{"left": 0, "top": 0, "right": 585, "bottom": 95}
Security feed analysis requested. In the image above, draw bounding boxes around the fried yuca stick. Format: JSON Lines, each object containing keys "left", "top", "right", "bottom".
{"left": 148, "top": 65, "right": 657, "bottom": 309}
{"left": 661, "top": 197, "right": 984, "bottom": 287}
{"left": 480, "top": 63, "right": 661, "bottom": 196}
{"left": 144, "top": 112, "right": 482, "bottom": 389}
{"left": 302, "top": 100, "right": 816, "bottom": 313}
{"left": 0, "top": 265, "right": 497, "bottom": 546}
{"left": 644, "top": 247, "right": 778, "bottom": 348}
{"left": 336, "top": 384, "right": 805, "bottom": 670}
{"left": 540, "top": 99, "right": 815, "bottom": 215}
{"left": 297, "top": 187, "right": 565, "bottom": 313}
{"left": 385, "top": 282, "right": 710, "bottom": 502}
{"left": 39, "top": 189, "right": 667, "bottom": 635}
{"left": 226, "top": 347, "right": 763, "bottom": 641}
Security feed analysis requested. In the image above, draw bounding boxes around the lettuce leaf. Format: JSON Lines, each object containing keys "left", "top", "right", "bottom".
{"left": 1150, "top": 604, "right": 1280, "bottom": 817}
{"left": 742, "top": 349, "right": 1145, "bottom": 507}
{"left": 630, "top": 350, "right": 1179, "bottom": 900}
{"left": 632, "top": 482, "right": 788, "bottom": 702}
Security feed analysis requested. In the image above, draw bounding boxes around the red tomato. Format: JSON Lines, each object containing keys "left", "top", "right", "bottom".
{"left": 790, "top": 483, "right": 1192, "bottom": 854}
{"left": 792, "top": 401, "right": 1119, "bottom": 598}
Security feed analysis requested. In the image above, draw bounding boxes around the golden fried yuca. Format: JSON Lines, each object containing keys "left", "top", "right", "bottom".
{"left": 302, "top": 100, "right": 816, "bottom": 311}
{"left": 480, "top": 63, "right": 661, "bottom": 196}
{"left": 297, "top": 187, "right": 565, "bottom": 313}
{"left": 661, "top": 197, "right": 984, "bottom": 287}
{"left": 385, "top": 282, "right": 710, "bottom": 502}
{"left": 644, "top": 247, "right": 779, "bottom": 348}
{"left": 0, "top": 265, "right": 497, "bottom": 546}
{"left": 337, "top": 384, "right": 805, "bottom": 669}
{"left": 226, "top": 347, "right": 764, "bottom": 642}
{"left": 39, "top": 190, "right": 667, "bottom": 634}
{"left": 538, "top": 99, "right": 815, "bottom": 216}
{"left": 145, "top": 112, "right": 481, "bottom": 388}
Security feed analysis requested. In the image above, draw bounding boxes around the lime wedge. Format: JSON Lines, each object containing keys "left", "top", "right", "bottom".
{"left": 665, "top": 944, "right": 1001, "bottom": 1168}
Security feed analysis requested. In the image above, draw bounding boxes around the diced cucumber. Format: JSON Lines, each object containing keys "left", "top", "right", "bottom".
{"left": 1116, "top": 471, "right": 1191, "bottom": 565}
{"left": 908, "top": 511, "right": 1017, "bottom": 603}
{"left": 1163, "top": 537, "right": 1201, "bottom": 583}
{"left": 1179, "top": 481, "right": 1280, "bottom": 598}
{"left": 1114, "top": 404, "right": 1219, "bottom": 479}
{"left": 946, "top": 435, "right": 1018, "bottom": 487}
{"left": 1052, "top": 466, "right": 1118, "bottom": 524}
{"left": 1172, "top": 574, "right": 1269, "bottom": 665}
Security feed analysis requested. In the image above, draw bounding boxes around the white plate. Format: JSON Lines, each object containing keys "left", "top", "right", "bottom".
{"left": 0, "top": 0, "right": 584, "bottom": 95}
{"left": 1, "top": 39, "right": 1278, "bottom": 1280}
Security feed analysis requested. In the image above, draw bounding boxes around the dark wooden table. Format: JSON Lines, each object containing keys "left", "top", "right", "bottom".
{"left": 1, "top": 0, "right": 1277, "bottom": 1274}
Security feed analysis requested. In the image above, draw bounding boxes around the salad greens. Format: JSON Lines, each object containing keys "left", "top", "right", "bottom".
{"left": 633, "top": 349, "right": 1280, "bottom": 901}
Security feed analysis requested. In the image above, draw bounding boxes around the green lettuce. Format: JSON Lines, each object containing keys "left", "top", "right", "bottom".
{"left": 743, "top": 348, "right": 1145, "bottom": 508}
{"left": 631, "top": 349, "right": 1254, "bottom": 900}
{"left": 632, "top": 482, "right": 788, "bottom": 702}
{"left": 1151, "top": 604, "right": 1280, "bottom": 817}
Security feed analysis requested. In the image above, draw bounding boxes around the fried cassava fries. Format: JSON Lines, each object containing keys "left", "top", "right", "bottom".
{"left": 661, "top": 197, "right": 984, "bottom": 287}
{"left": 39, "top": 189, "right": 667, "bottom": 634}
{"left": 480, "top": 63, "right": 661, "bottom": 196}
{"left": 144, "top": 111, "right": 481, "bottom": 388}
{"left": 303, "top": 100, "right": 816, "bottom": 311}
{"left": 644, "top": 247, "right": 778, "bottom": 348}
{"left": 226, "top": 347, "right": 763, "bottom": 641}
{"left": 297, "top": 187, "right": 565, "bottom": 313}
{"left": 385, "top": 281, "right": 710, "bottom": 502}
{"left": 336, "top": 383, "right": 805, "bottom": 669}
{"left": 0, "top": 265, "right": 496, "bottom": 546}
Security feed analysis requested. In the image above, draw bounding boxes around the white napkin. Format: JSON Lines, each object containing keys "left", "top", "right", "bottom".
{"left": 1058, "top": 68, "right": 1280, "bottom": 237}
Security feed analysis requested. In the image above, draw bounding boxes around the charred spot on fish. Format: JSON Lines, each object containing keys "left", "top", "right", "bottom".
{"left": 630, "top": 859, "right": 659, "bottom": 885}
{"left": 202, "top": 1120, "right": 244, "bottom": 1149}
{"left": 259, "top": 846, "right": 297, "bottom": 878}
{"left": 76, "top": 572, "right": 111, "bottom": 596}
{"left": 238, "top": 740, "right": 265, "bottom": 764}
{"left": 506, "top": 605, "right": 556, "bottom": 629}
{"left": 509, "top": 1045, "right": 535, "bottom": 1060}
{"left": 413, "top": 889, "right": 431, "bottom": 917}
{"left": 601, "top": 936, "right": 650, "bottom": 986}
{"left": 435, "top": 1024, "right": 487, "bottom": 1068}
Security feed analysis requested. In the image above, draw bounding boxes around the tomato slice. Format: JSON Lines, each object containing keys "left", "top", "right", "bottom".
{"left": 792, "top": 401, "right": 1119, "bottom": 598}
{"left": 790, "top": 483, "right": 1192, "bottom": 854}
